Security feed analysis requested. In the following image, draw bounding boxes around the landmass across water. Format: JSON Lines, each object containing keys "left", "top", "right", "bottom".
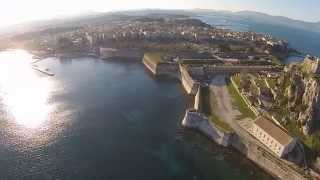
{"left": 1, "top": 10, "right": 320, "bottom": 180}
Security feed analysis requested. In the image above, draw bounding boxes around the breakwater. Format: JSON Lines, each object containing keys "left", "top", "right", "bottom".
{"left": 101, "top": 48, "right": 143, "bottom": 61}
{"left": 31, "top": 67, "right": 54, "bottom": 76}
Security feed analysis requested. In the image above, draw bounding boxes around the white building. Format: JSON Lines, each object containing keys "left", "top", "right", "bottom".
{"left": 252, "top": 117, "right": 297, "bottom": 158}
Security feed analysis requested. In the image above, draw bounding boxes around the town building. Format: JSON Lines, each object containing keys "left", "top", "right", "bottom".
{"left": 252, "top": 116, "right": 297, "bottom": 158}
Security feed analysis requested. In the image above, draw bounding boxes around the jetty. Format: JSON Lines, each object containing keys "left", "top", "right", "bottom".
{"left": 31, "top": 66, "right": 55, "bottom": 76}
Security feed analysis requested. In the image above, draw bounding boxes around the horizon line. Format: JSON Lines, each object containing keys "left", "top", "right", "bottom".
{"left": 0, "top": 8, "right": 318, "bottom": 30}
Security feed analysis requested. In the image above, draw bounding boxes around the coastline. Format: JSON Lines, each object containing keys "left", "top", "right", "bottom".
{"left": 25, "top": 48, "right": 312, "bottom": 180}
{"left": 31, "top": 49, "right": 144, "bottom": 62}
{"left": 142, "top": 55, "right": 310, "bottom": 180}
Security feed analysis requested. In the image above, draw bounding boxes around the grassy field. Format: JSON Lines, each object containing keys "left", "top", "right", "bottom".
{"left": 226, "top": 78, "right": 257, "bottom": 120}
{"left": 209, "top": 114, "right": 233, "bottom": 133}
{"left": 144, "top": 52, "right": 164, "bottom": 64}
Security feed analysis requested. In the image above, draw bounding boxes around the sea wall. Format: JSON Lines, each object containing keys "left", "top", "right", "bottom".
{"left": 182, "top": 109, "right": 232, "bottom": 147}
{"left": 100, "top": 48, "right": 142, "bottom": 60}
{"left": 180, "top": 65, "right": 200, "bottom": 95}
{"left": 143, "top": 56, "right": 200, "bottom": 95}
{"left": 228, "top": 77, "right": 308, "bottom": 179}
{"left": 194, "top": 87, "right": 201, "bottom": 110}
{"left": 230, "top": 133, "right": 309, "bottom": 180}
{"left": 143, "top": 56, "right": 158, "bottom": 74}
{"left": 142, "top": 57, "right": 179, "bottom": 77}
{"left": 156, "top": 63, "right": 179, "bottom": 77}
{"left": 143, "top": 56, "right": 308, "bottom": 179}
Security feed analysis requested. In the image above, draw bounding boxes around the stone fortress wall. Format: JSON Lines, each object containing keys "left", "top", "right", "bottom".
{"left": 142, "top": 56, "right": 309, "bottom": 180}
{"left": 231, "top": 133, "right": 308, "bottom": 180}
{"left": 179, "top": 65, "right": 200, "bottom": 95}
{"left": 143, "top": 55, "right": 179, "bottom": 77}
{"left": 143, "top": 56, "right": 199, "bottom": 95}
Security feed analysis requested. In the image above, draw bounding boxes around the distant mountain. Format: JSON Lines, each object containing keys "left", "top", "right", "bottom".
{"left": 123, "top": 9, "right": 320, "bottom": 34}
{"left": 1, "top": 9, "right": 319, "bottom": 39}
{"left": 234, "top": 10, "right": 320, "bottom": 33}
{"left": 188, "top": 9, "right": 320, "bottom": 34}
{"left": 0, "top": 12, "right": 129, "bottom": 38}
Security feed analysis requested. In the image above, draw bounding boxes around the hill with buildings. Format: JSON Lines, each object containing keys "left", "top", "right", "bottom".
{"left": 1, "top": 9, "right": 320, "bottom": 39}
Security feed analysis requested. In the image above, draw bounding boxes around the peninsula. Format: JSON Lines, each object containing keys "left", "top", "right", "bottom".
{"left": 3, "top": 12, "right": 320, "bottom": 180}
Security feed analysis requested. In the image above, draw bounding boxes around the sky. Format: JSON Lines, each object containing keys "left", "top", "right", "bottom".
{"left": 1, "top": 0, "right": 319, "bottom": 28}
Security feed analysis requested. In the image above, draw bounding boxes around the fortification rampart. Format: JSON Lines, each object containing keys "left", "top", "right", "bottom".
{"left": 179, "top": 65, "right": 200, "bottom": 95}
{"left": 143, "top": 56, "right": 179, "bottom": 77}
{"left": 206, "top": 65, "right": 280, "bottom": 74}
{"left": 230, "top": 134, "right": 309, "bottom": 180}
{"left": 194, "top": 87, "right": 201, "bottom": 110}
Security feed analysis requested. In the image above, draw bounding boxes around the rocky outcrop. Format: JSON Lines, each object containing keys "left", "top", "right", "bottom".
{"left": 287, "top": 75, "right": 305, "bottom": 109}
{"left": 298, "top": 78, "right": 320, "bottom": 135}
{"left": 283, "top": 71, "right": 320, "bottom": 135}
{"left": 281, "top": 64, "right": 320, "bottom": 135}
{"left": 301, "top": 56, "right": 320, "bottom": 74}
{"left": 234, "top": 57, "right": 320, "bottom": 136}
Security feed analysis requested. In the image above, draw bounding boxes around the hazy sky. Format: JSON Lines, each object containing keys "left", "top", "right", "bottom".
{"left": 1, "top": 0, "right": 319, "bottom": 28}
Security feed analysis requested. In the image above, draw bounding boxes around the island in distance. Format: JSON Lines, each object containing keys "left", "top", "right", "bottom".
{"left": 1, "top": 10, "right": 320, "bottom": 180}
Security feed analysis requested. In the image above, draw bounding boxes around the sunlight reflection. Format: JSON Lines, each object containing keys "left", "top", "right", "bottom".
{"left": 0, "top": 50, "right": 53, "bottom": 128}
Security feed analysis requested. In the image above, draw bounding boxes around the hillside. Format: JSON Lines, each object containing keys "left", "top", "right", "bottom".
{"left": 235, "top": 10, "right": 320, "bottom": 33}
{"left": 232, "top": 56, "right": 320, "bottom": 152}
{"left": 1, "top": 9, "right": 319, "bottom": 39}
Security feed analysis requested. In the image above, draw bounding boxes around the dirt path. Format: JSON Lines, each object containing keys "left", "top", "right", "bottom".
{"left": 210, "top": 76, "right": 241, "bottom": 124}
{"left": 209, "top": 75, "right": 255, "bottom": 140}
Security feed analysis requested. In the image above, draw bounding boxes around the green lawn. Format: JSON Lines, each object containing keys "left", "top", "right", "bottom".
{"left": 227, "top": 78, "right": 257, "bottom": 120}
{"left": 209, "top": 114, "right": 233, "bottom": 133}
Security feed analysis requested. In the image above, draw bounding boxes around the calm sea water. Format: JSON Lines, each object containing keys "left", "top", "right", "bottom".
{"left": 0, "top": 50, "right": 273, "bottom": 180}
{"left": 199, "top": 15, "right": 320, "bottom": 59}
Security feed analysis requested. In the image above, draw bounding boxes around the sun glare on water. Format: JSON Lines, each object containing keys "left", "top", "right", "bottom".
{"left": 0, "top": 50, "right": 53, "bottom": 128}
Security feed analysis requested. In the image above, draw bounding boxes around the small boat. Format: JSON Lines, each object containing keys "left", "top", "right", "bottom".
{"left": 32, "top": 55, "right": 41, "bottom": 60}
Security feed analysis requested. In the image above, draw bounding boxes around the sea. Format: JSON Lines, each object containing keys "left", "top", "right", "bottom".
{"left": 198, "top": 15, "right": 320, "bottom": 63}
{"left": 0, "top": 17, "right": 318, "bottom": 179}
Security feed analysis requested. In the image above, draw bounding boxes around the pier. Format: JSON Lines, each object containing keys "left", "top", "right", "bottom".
{"left": 32, "top": 66, "right": 55, "bottom": 76}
